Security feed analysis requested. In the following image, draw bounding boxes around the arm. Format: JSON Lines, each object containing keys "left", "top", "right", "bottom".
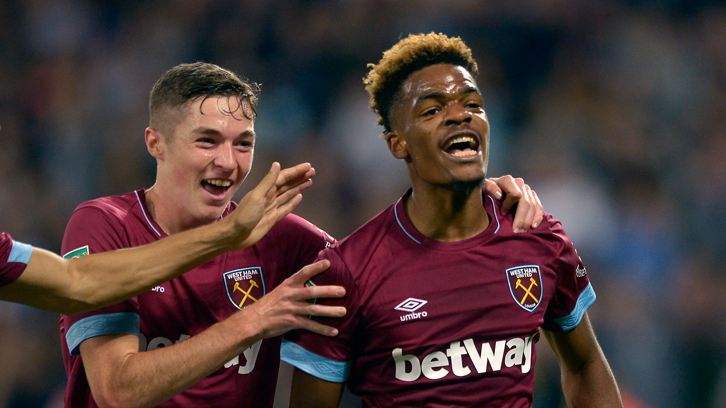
{"left": 484, "top": 175, "right": 543, "bottom": 232}
{"left": 81, "top": 260, "right": 346, "bottom": 408}
{"left": 289, "top": 367, "right": 345, "bottom": 408}
{"left": 542, "top": 313, "right": 623, "bottom": 408}
{"left": 0, "top": 162, "right": 313, "bottom": 314}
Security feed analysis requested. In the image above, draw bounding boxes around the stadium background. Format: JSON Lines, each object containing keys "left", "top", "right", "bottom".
{"left": 1, "top": 0, "right": 725, "bottom": 407}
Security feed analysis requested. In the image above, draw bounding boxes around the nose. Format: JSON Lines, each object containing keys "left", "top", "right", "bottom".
{"left": 443, "top": 102, "right": 472, "bottom": 126}
{"left": 213, "top": 142, "right": 236, "bottom": 171}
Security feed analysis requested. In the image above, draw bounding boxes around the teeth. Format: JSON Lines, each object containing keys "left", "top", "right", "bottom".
{"left": 206, "top": 179, "right": 232, "bottom": 187}
{"left": 443, "top": 136, "right": 477, "bottom": 150}
{"left": 451, "top": 150, "right": 478, "bottom": 157}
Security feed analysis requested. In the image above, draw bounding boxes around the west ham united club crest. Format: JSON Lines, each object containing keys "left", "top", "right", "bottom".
{"left": 506, "top": 265, "right": 543, "bottom": 312}
{"left": 224, "top": 267, "right": 266, "bottom": 310}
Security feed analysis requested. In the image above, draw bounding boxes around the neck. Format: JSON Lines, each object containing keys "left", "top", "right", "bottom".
{"left": 145, "top": 185, "right": 212, "bottom": 235}
{"left": 404, "top": 180, "right": 490, "bottom": 242}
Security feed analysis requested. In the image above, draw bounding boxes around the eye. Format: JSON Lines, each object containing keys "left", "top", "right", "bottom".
{"left": 235, "top": 138, "right": 255, "bottom": 149}
{"left": 197, "top": 137, "right": 215, "bottom": 145}
{"left": 464, "top": 99, "right": 483, "bottom": 110}
{"left": 421, "top": 107, "right": 440, "bottom": 117}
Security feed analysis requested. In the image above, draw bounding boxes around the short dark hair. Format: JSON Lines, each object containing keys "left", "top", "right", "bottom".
{"left": 364, "top": 32, "right": 478, "bottom": 134}
{"left": 149, "top": 62, "right": 261, "bottom": 135}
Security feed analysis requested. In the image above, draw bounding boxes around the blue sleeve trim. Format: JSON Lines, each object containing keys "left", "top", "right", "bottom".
{"left": 9, "top": 241, "right": 32, "bottom": 264}
{"left": 554, "top": 282, "right": 596, "bottom": 331}
{"left": 66, "top": 312, "right": 141, "bottom": 356}
{"left": 280, "top": 339, "right": 351, "bottom": 383}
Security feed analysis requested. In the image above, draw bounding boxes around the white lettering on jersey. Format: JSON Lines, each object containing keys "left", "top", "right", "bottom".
{"left": 137, "top": 333, "right": 261, "bottom": 375}
{"left": 393, "top": 334, "right": 535, "bottom": 382}
{"left": 138, "top": 333, "right": 191, "bottom": 351}
{"left": 224, "top": 339, "right": 262, "bottom": 374}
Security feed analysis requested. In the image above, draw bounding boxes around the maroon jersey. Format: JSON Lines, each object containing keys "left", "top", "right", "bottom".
{"left": 59, "top": 189, "right": 333, "bottom": 408}
{"left": 282, "top": 190, "right": 594, "bottom": 407}
{"left": 0, "top": 232, "right": 32, "bottom": 287}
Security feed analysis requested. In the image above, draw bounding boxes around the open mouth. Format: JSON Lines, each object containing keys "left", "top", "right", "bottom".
{"left": 202, "top": 179, "right": 233, "bottom": 196}
{"left": 442, "top": 134, "right": 480, "bottom": 158}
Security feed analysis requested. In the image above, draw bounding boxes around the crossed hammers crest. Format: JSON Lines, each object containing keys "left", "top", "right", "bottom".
{"left": 233, "top": 279, "right": 259, "bottom": 308}
{"left": 515, "top": 277, "right": 539, "bottom": 305}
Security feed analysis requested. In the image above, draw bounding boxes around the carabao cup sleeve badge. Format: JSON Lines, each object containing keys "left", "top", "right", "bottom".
{"left": 224, "top": 267, "right": 266, "bottom": 310}
{"left": 506, "top": 265, "right": 543, "bottom": 312}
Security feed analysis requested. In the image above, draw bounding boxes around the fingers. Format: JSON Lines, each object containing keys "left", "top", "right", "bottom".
{"left": 269, "top": 193, "right": 303, "bottom": 224}
{"left": 254, "top": 162, "right": 281, "bottom": 197}
{"left": 272, "top": 179, "right": 312, "bottom": 208}
{"left": 295, "top": 320, "right": 340, "bottom": 337}
{"left": 290, "top": 260, "right": 331, "bottom": 283}
{"left": 494, "top": 175, "right": 524, "bottom": 216}
{"left": 531, "top": 188, "right": 543, "bottom": 229}
{"left": 488, "top": 175, "right": 544, "bottom": 233}
{"left": 276, "top": 163, "right": 315, "bottom": 193}
{"left": 483, "top": 178, "right": 504, "bottom": 200}
{"left": 511, "top": 183, "right": 535, "bottom": 233}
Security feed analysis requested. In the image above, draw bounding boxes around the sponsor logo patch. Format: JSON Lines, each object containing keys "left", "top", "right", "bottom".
{"left": 224, "top": 267, "right": 265, "bottom": 310}
{"left": 576, "top": 265, "right": 587, "bottom": 278}
{"left": 506, "top": 265, "right": 543, "bottom": 312}
{"left": 63, "top": 245, "right": 89, "bottom": 259}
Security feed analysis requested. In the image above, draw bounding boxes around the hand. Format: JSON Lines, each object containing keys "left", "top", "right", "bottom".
{"left": 484, "top": 175, "right": 543, "bottom": 233}
{"left": 228, "top": 162, "right": 315, "bottom": 249}
{"left": 248, "top": 260, "right": 346, "bottom": 339}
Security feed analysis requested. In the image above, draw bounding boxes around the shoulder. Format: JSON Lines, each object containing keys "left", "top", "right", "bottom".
{"left": 533, "top": 213, "right": 575, "bottom": 253}
{"left": 71, "top": 191, "right": 142, "bottom": 223}
{"left": 326, "top": 204, "right": 397, "bottom": 269}
{"left": 62, "top": 191, "right": 145, "bottom": 254}
{"left": 264, "top": 213, "right": 335, "bottom": 243}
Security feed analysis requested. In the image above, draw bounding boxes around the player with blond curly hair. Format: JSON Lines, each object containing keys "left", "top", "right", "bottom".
{"left": 282, "top": 33, "right": 622, "bottom": 407}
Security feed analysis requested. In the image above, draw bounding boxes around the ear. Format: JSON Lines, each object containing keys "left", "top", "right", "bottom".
{"left": 386, "top": 131, "right": 409, "bottom": 160}
{"left": 145, "top": 127, "right": 166, "bottom": 160}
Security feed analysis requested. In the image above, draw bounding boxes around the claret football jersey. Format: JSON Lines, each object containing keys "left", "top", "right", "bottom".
{"left": 282, "top": 190, "right": 594, "bottom": 407}
{"left": 59, "top": 189, "right": 333, "bottom": 408}
{"left": 0, "top": 232, "right": 32, "bottom": 287}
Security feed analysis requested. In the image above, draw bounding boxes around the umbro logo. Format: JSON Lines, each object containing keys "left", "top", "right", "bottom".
{"left": 395, "top": 298, "right": 427, "bottom": 312}
{"left": 395, "top": 298, "right": 428, "bottom": 322}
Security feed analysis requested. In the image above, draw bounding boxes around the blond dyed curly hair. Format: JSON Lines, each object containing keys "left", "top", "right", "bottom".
{"left": 364, "top": 32, "right": 479, "bottom": 134}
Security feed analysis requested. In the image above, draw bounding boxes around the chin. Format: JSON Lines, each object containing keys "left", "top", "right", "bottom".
{"left": 450, "top": 175, "right": 486, "bottom": 192}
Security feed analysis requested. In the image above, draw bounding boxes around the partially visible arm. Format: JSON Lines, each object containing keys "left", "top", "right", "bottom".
{"left": 542, "top": 313, "right": 623, "bottom": 408}
{"left": 0, "top": 162, "right": 313, "bottom": 314}
{"left": 81, "top": 260, "right": 346, "bottom": 408}
{"left": 289, "top": 367, "right": 345, "bottom": 408}
{"left": 484, "top": 175, "right": 543, "bottom": 232}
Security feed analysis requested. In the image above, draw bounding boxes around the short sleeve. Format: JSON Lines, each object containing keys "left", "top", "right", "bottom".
{"left": 541, "top": 218, "right": 596, "bottom": 332}
{"left": 281, "top": 247, "right": 361, "bottom": 382}
{"left": 0, "top": 232, "right": 31, "bottom": 287}
{"left": 60, "top": 205, "right": 141, "bottom": 355}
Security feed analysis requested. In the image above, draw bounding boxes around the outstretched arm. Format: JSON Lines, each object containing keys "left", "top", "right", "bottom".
{"left": 543, "top": 314, "right": 623, "bottom": 408}
{"left": 0, "top": 162, "right": 313, "bottom": 314}
{"left": 81, "top": 260, "right": 346, "bottom": 408}
{"left": 484, "top": 175, "right": 543, "bottom": 232}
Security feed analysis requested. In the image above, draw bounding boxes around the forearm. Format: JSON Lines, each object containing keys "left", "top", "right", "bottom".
{"left": 560, "top": 351, "right": 622, "bottom": 408}
{"left": 84, "top": 309, "right": 262, "bottom": 408}
{"left": 71, "top": 219, "right": 239, "bottom": 311}
{"left": 544, "top": 315, "right": 623, "bottom": 408}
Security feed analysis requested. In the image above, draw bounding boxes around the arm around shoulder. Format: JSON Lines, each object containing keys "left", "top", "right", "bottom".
{"left": 542, "top": 313, "right": 623, "bottom": 408}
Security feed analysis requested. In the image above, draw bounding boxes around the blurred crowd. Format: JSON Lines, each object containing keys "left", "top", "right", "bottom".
{"left": 1, "top": 0, "right": 725, "bottom": 407}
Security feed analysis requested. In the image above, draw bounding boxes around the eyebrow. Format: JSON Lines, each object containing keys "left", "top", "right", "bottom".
{"left": 194, "top": 127, "right": 256, "bottom": 138}
{"left": 414, "top": 86, "right": 481, "bottom": 108}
